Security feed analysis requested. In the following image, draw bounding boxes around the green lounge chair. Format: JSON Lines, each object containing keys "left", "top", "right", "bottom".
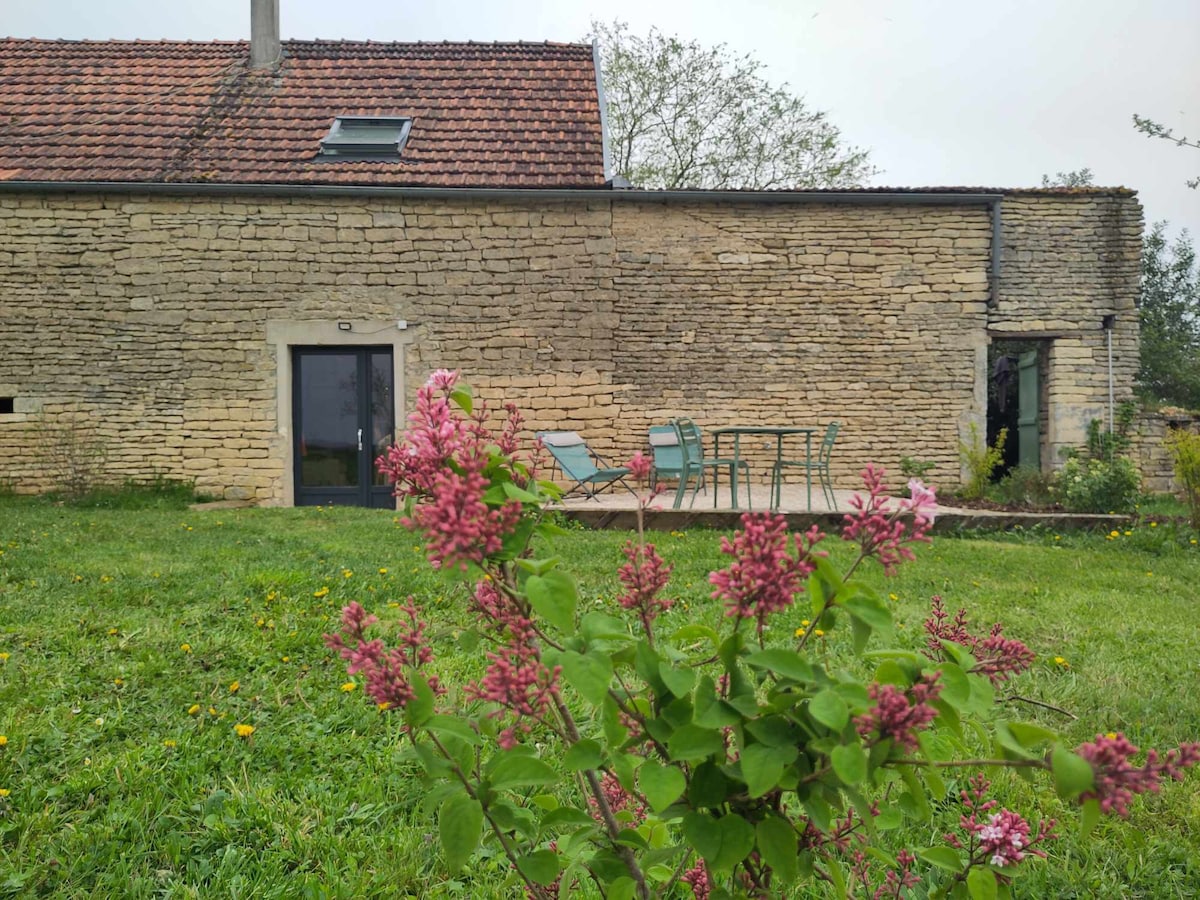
{"left": 537, "top": 431, "right": 631, "bottom": 500}
{"left": 771, "top": 421, "right": 840, "bottom": 510}
{"left": 671, "top": 418, "right": 752, "bottom": 510}
{"left": 648, "top": 425, "right": 683, "bottom": 489}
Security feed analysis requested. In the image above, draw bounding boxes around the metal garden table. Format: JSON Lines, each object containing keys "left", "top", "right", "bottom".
{"left": 710, "top": 425, "right": 818, "bottom": 511}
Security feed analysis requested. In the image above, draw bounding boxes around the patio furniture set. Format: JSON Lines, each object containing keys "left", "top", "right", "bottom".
{"left": 537, "top": 419, "right": 840, "bottom": 512}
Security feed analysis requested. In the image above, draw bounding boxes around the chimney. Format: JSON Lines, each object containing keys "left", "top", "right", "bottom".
{"left": 250, "top": 0, "right": 281, "bottom": 69}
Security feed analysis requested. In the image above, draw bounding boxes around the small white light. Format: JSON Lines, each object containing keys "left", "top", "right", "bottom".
{"left": 337, "top": 322, "right": 352, "bottom": 331}
{"left": 396, "top": 319, "right": 408, "bottom": 330}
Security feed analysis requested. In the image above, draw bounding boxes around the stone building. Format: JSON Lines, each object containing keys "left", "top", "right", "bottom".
{"left": 0, "top": 14, "right": 1142, "bottom": 506}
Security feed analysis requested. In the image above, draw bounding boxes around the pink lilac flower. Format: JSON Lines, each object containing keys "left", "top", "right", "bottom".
{"left": 842, "top": 465, "right": 932, "bottom": 575}
{"left": 1076, "top": 732, "right": 1200, "bottom": 816}
{"left": 859, "top": 848, "right": 920, "bottom": 899}
{"left": 708, "top": 513, "right": 822, "bottom": 639}
{"left": 924, "top": 597, "right": 1035, "bottom": 686}
{"left": 324, "top": 600, "right": 442, "bottom": 710}
{"left": 681, "top": 859, "right": 712, "bottom": 900}
{"left": 587, "top": 772, "right": 646, "bottom": 825}
{"left": 376, "top": 370, "right": 527, "bottom": 570}
{"left": 467, "top": 639, "right": 561, "bottom": 749}
{"left": 906, "top": 478, "right": 938, "bottom": 523}
{"left": 470, "top": 577, "right": 537, "bottom": 643}
{"left": 627, "top": 451, "right": 653, "bottom": 482}
{"left": 617, "top": 539, "right": 674, "bottom": 637}
{"left": 947, "top": 776, "right": 1055, "bottom": 870}
{"left": 855, "top": 672, "right": 943, "bottom": 752}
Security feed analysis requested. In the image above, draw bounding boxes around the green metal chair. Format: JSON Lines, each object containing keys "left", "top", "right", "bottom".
{"left": 671, "top": 418, "right": 752, "bottom": 510}
{"left": 536, "top": 431, "right": 631, "bottom": 500}
{"left": 771, "top": 421, "right": 840, "bottom": 510}
{"left": 648, "top": 425, "right": 683, "bottom": 489}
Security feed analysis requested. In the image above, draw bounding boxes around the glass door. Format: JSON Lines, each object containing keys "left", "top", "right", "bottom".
{"left": 293, "top": 347, "right": 395, "bottom": 507}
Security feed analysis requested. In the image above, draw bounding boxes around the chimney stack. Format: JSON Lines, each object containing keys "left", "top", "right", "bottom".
{"left": 250, "top": 0, "right": 281, "bottom": 69}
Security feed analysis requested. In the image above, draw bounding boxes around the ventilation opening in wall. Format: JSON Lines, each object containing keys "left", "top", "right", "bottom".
{"left": 0, "top": 397, "right": 14, "bottom": 415}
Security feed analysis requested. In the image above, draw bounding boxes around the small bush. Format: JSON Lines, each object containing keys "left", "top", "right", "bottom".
{"left": 989, "top": 466, "right": 1056, "bottom": 508}
{"left": 1166, "top": 429, "right": 1200, "bottom": 529}
{"left": 1057, "top": 455, "right": 1141, "bottom": 514}
{"left": 899, "top": 455, "right": 936, "bottom": 481}
{"left": 959, "top": 423, "right": 1006, "bottom": 500}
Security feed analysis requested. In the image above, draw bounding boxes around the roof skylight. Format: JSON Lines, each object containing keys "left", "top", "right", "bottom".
{"left": 318, "top": 116, "right": 413, "bottom": 158}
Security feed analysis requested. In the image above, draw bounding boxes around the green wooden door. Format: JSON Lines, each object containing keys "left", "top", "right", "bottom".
{"left": 1017, "top": 350, "right": 1039, "bottom": 469}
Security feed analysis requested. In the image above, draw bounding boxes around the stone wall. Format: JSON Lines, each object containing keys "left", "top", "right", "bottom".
{"left": 1132, "top": 408, "right": 1200, "bottom": 495}
{"left": 0, "top": 189, "right": 1142, "bottom": 503}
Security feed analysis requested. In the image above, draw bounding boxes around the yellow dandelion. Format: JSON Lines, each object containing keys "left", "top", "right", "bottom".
{"left": 313, "top": 586, "right": 329, "bottom": 598}
{"left": 794, "top": 627, "right": 806, "bottom": 637}
{"left": 1150, "top": 521, "right": 1158, "bottom": 528}
{"left": 888, "top": 593, "right": 898, "bottom": 602}
{"left": 93, "top": 717, "right": 104, "bottom": 727}
{"left": 1054, "top": 535, "right": 1061, "bottom": 541}
{"left": 208, "top": 707, "right": 218, "bottom": 716}
{"left": 1191, "top": 539, "right": 1197, "bottom": 545}
{"left": 1053, "top": 656, "right": 1070, "bottom": 668}
{"left": 187, "top": 704, "right": 201, "bottom": 716}
{"left": 113, "top": 677, "right": 124, "bottom": 686}
{"left": 1106, "top": 731, "right": 1118, "bottom": 740}
{"left": 107, "top": 627, "right": 119, "bottom": 636}
{"left": 378, "top": 568, "right": 388, "bottom": 575}
{"left": 234, "top": 724, "right": 255, "bottom": 738}
{"left": 229, "top": 680, "right": 240, "bottom": 693}
{"left": 377, "top": 701, "right": 391, "bottom": 711}
{"left": 801, "top": 619, "right": 810, "bottom": 627}
{"left": 814, "top": 629, "right": 825, "bottom": 638}
{"left": 342, "top": 569, "right": 353, "bottom": 578}
{"left": 0, "top": 789, "right": 9, "bottom": 798}
{"left": 180, "top": 643, "right": 192, "bottom": 653}
{"left": 1124, "top": 531, "right": 1132, "bottom": 536}
{"left": 341, "top": 682, "right": 357, "bottom": 693}
{"left": 1109, "top": 530, "right": 1120, "bottom": 538}
{"left": 281, "top": 656, "right": 290, "bottom": 663}
{"left": 0, "top": 735, "right": 7, "bottom": 747}
{"left": 163, "top": 739, "right": 177, "bottom": 748}
{"left": 0, "top": 652, "right": 8, "bottom": 662}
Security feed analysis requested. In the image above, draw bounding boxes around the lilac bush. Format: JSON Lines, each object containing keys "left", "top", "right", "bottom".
{"left": 328, "top": 371, "right": 1199, "bottom": 899}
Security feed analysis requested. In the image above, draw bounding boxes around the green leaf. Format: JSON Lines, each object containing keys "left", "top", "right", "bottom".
{"left": 671, "top": 623, "right": 721, "bottom": 647}
{"left": 756, "top": 815, "right": 799, "bottom": 885}
{"left": 967, "top": 867, "right": 999, "bottom": 900}
{"left": 809, "top": 689, "right": 849, "bottom": 731}
{"left": 744, "top": 648, "right": 814, "bottom": 682}
{"left": 667, "top": 725, "right": 725, "bottom": 762}
{"left": 525, "top": 571, "right": 578, "bottom": 633}
{"left": 1006, "top": 721, "right": 1059, "bottom": 750}
{"left": 693, "top": 675, "right": 740, "bottom": 729}
{"left": 559, "top": 650, "right": 613, "bottom": 706}
{"left": 405, "top": 673, "right": 435, "bottom": 727}
{"left": 741, "top": 743, "right": 798, "bottom": 798}
{"left": 1079, "top": 798, "right": 1101, "bottom": 838}
{"left": 606, "top": 878, "right": 637, "bottom": 900}
{"left": 424, "top": 715, "right": 480, "bottom": 745}
{"left": 439, "top": 793, "right": 482, "bottom": 873}
{"left": 449, "top": 386, "right": 473, "bottom": 414}
{"left": 659, "top": 662, "right": 696, "bottom": 698}
{"left": 937, "top": 663, "right": 971, "bottom": 710}
{"left": 919, "top": 846, "right": 964, "bottom": 872}
{"left": 689, "top": 760, "right": 733, "bottom": 808}
{"left": 514, "top": 556, "right": 560, "bottom": 576}
{"left": 562, "top": 739, "right": 603, "bottom": 772}
{"left": 682, "top": 812, "right": 756, "bottom": 873}
{"left": 501, "top": 481, "right": 542, "bottom": 504}
{"left": 831, "top": 742, "right": 868, "bottom": 785}
{"left": 489, "top": 754, "right": 560, "bottom": 791}
{"left": 517, "top": 850, "right": 561, "bottom": 886}
{"left": 638, "top": 761, "right": 686, "bottom": 813}
{"left": 843, "top": 592, "right": 893, "bottom": 632}
{"left": 580, "top": 611, "right": 632, "bottom": 643}
{"left": 1051, "top": 745, "right": 1095, "bottom": 799}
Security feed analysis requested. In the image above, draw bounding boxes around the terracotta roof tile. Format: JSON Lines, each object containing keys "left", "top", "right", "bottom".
{"left": 0, "top": 38, "right": 607, "bottom": 188}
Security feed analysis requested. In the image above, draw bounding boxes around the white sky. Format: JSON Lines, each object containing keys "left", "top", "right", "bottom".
{"left": 5, "top": 0, "right": 1199, "bottom": 240}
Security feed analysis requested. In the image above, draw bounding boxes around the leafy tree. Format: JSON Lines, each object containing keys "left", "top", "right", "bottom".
{"left": 590, "top": 20, "right": 875, "bottom": 190}
{"left": 1139, "top": 222, "right": 1200, "bottom": 409}
{"left": 1132, "top": 115, "right": 1198, "bottom": 188}
{"left": 1040, "top": 168, "right": 1094, "bottom": 187}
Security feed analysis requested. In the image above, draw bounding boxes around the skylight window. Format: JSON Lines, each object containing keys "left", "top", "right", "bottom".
{"left": 318, "top": 116, "right": 412, "bottom": 158}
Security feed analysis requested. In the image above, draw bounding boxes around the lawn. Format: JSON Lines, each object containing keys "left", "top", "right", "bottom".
{"left": 1, "top": 496, "right": 1198, "bottom": 898}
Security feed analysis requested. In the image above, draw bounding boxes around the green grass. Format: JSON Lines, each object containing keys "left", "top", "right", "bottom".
{"left": 1, "top": 499, "right": 1198, "bottom": 897}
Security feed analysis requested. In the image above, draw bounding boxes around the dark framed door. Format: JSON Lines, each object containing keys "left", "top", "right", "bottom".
{"left": 293, "top": 347, "right": 396, "bottom": 508}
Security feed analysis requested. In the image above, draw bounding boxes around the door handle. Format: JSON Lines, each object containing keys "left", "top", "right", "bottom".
{"left": 357, "top": 428, "right": 363, "bottom": 452}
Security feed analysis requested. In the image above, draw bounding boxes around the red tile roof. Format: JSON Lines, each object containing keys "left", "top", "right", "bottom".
{"left": 0, "top": 39, "right": 607, "bottom": 188}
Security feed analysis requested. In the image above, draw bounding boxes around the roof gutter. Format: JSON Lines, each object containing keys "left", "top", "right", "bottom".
{"left": 0, "top": 179, "right": 1004, "bottom": 306}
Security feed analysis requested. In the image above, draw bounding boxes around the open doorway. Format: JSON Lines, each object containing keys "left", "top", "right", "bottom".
{"left": 987, "top": 339, "right": 1046, "bottom": 478}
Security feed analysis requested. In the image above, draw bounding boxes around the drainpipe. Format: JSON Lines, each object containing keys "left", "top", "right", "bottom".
{"left": 250, "top": 0, "right": 281, "bottom": 70}
{"left": 987, "top": 197, "right": 1003, "bottom": 309}
{"left": 1102, "top": 314, "right": 1116, "bottom": 435}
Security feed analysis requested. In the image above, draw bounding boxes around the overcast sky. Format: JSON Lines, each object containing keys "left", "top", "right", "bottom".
{"left": 6, "top": 0, "right": 1198, "bottom": 240}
